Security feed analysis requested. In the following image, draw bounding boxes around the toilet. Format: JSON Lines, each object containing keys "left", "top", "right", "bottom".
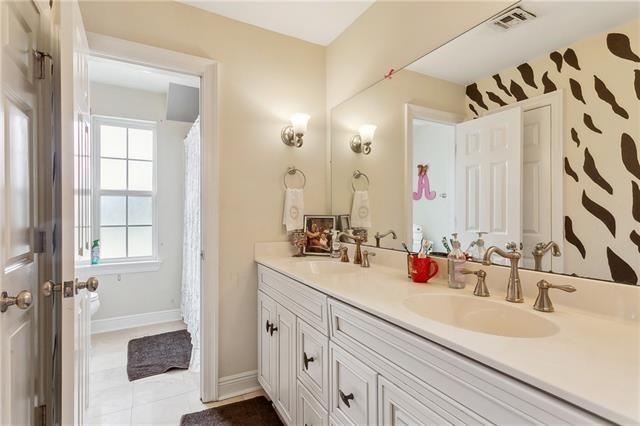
{"left": 89, "top": 291, "right": 100, "bottom": 317}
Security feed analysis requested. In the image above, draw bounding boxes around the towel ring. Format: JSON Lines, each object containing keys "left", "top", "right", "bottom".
{"left": 351, "top": 170, "right": 370, "bottom": 192}
{"left": 284, "top": 166, "right": 306, "bottom": 190}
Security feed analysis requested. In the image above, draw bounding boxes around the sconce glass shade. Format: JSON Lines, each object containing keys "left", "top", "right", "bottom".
{"left": 282, "top": 113, "right": 310, "bottom": 148}
{"left": 290, "top": 113, "right": 310, "bottom": 135}
{"left": 358, "top": 124, "right": 377, "bottom": 143}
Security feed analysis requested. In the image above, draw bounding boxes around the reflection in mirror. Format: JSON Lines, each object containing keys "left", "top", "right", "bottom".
{"left": 331, "top": 2, "right": 639, "bottom": 285}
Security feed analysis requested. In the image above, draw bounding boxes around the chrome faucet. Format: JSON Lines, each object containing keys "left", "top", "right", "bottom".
{"left": 483, "top": 242, "right": 523, "bottom": 303}
{"left": 339, "top": 232, "right": 364, "bottom": 264}
{"left": 533, "top": 279, "right": 576, "bottom": 312}
{"left": 532, "top": 241, "right": 561, "bottom": 271}
{"left": 361, "top": 250, "right": 375, "bottom": 268}
{"left": 374, "top": 230, "right": 397, "bottom": 248}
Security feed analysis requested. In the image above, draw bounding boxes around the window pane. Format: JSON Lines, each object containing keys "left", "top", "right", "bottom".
{"left": 101, "top": 196, "right": 126, "bottom": 226}
{"left": 100, "top": 226, "right": 127, "bottom": 259}
{"left": 100, "top": 125, "right": 127, "bottom": 158}
{"left": 101, "top": 158, "right": 127, "bottom": 190}
{"left": 128, "top": 160, "right": 153, "bottom": 191}
{"left": 128, "top": 128, "right": 153, "bottom": 160}
{"left": 128, "top": 196, "right": 152, "bottom": 225}
{"left": 128, "top": 226, "right": 152, "bottom": 257}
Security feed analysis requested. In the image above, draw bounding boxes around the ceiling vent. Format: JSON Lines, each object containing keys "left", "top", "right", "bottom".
{"left": 491, "top": 7, "right": 536, "bottom": 30}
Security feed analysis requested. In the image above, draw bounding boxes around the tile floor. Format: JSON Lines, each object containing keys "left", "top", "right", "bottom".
{"left": 87, "top": 321, "right": 265, "bottom": 425}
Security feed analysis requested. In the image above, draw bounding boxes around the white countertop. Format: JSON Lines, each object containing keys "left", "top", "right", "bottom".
{"left": 255, "top": 253, "right": 640, "bottom": 424}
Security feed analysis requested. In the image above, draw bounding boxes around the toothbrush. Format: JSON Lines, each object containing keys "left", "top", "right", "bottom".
{"left": 442, "top": 237, "right": 451, "bottom": 254}
{"left": 401, "top": 242, "right": 412, "bottom": 255}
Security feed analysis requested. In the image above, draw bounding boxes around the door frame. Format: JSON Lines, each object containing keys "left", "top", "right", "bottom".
{"left": 478, "top": 90, "right": 565, "bottom": 273}
{"left": 86, "top": 33, "right": 221, "bottom": 402}
{"left": 404, "top": 104, "right": 464, "bottom": 248}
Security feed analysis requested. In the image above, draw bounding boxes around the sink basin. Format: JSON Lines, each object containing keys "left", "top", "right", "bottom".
{"left": 403, "top": 294, "right": 558, "bottom": 338}
{"left": 291, "top": 261, "right": 359, "bottom": 276}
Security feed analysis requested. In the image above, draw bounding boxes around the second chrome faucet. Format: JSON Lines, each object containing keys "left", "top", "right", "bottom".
{"left": 483, "top": 242, "right": 523, "bottom": 303}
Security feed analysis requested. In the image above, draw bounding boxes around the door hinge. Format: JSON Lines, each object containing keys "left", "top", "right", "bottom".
{"left": 35, "top": 404, "right": 46, "bottom": 426}
{"left": 33, "top": 49, "right": 53, "bottom": 80}
{"left": 34, "top": 230, "right": 46, "bottom": 254}
{"left": 200, "top": 250, "right": 205, "bottom": 261}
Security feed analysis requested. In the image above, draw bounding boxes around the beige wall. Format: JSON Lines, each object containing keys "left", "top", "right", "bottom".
{"left": 79, "top": 1, "right": 327, "bottom": 378}
{"left": 331, "top": 70, "right": 465, "bottom": 249}
{"left": 326, "top": 1, "right": 514, "bottom": 108}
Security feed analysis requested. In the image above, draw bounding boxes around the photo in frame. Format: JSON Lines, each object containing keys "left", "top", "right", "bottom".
{"left": 337, "top": 214, "right": 350, "bottom": 232}
{"left": 303, "top": 215, "right": 336, "bottom": 256}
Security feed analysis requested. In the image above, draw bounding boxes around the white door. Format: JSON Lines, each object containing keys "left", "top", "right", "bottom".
{"left": 521, "top": 106, "right": 552, "bottom": 270}
{"left": 54, "top": 1, "right": 93, "bottom": 424}
{"left": 455, "top": 107, "right": 522, "bottom": 259}
{"left": 0, "top": 1, "right": 48, "bottom": 424}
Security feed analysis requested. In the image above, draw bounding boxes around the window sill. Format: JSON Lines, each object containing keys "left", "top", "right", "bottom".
{"left": 75, "top": 259, "right": 162, "bottom": 276}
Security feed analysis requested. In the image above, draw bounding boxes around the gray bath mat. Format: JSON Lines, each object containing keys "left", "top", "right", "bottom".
{"left": 127, "top": 329, "right": 192, "bottom": 381}
{"left": 180, "top": 396, "right": 281, "bottom": 426}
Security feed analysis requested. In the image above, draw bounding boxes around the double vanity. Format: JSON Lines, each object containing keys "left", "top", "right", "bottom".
{"left": 255, "top": 243, "right": 639, "bottom": 425}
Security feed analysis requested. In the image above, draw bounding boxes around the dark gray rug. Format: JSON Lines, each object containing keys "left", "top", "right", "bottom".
{"left": 180, "top": 396, "right": 282, "bottom": 426}
{"left": 127, "top": 329, "right": 192, "bottom": 381}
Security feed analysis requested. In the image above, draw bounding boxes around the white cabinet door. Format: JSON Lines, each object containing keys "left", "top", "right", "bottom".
{"left": 298, "top": 381, "right": 328, "bottom": 426}
{"left": 455, "top": 107, "right": 522, "bottom": 256}
{"left": 258, "top": 291, "right": 277, "bottom": 399}
{"left": 275, "top": 303, "right": 297, "bottom": 425}
{"left": 297, "top": 318, "right": 329, "bottom": 407}
{"left": 329, "top": 343, "right": 377, "bottom": 426}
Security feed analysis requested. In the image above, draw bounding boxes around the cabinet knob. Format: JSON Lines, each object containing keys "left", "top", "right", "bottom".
{"left": 265, "top": 320, "right": 271, "bottom": 332}
{"left": 270, "top": 324, "right": 278, "bottom": 336}
{"left": 339, "top": 390, "right": 354, "bottom": 408}
{"left": 303, "top": 352, "right": 315, "bottom": 370}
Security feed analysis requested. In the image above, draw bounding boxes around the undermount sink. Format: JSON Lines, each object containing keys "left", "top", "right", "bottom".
{"left": 403, "top": 294, "right": 558, "bottom": 338}
{"left": 291, "top": 261, "right": 359, "bottom": 275}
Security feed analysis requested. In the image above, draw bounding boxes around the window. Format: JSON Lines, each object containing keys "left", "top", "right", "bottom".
{"left": 93, "top": 116, "right": 156, "bottom": 262}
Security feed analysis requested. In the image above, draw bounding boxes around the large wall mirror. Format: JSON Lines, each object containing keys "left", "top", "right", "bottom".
{"left": 331, "top": 2, "right": 640, "bottom": 285}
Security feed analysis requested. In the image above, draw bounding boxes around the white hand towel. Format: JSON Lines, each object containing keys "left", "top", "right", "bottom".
{"left": 283, "top": 188, "right": 304, "bottom": 232}
{"left": 350, "top": 190, "right": 372, "bottom": 228}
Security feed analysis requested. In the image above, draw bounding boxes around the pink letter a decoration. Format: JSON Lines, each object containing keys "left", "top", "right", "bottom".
{"left": 412, "top": 164, "right": 436, "bottom": 201}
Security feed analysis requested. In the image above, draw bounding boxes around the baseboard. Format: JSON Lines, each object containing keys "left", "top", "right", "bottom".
{"left": 217, "top": 370, "right": 261, "bottom": 400}
{"left": 91, "top": 309, "right": 182, "bottom": 334}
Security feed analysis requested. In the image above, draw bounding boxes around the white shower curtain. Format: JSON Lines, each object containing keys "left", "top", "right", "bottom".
{"left": 182, "top": 117, "right": 201, "bottom": 371}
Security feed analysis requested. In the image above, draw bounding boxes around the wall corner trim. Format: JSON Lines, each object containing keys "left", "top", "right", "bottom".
{"left": 217, "top": 370, "right": 261, "bottom": 401}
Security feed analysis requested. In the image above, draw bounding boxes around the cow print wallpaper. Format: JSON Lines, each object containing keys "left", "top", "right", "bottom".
{"left": 465, "top": 19, "right": 639, "bottom": 285}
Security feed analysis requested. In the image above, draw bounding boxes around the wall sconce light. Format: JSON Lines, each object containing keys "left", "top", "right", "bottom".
{"left": 281, "top": 113, "right": 310, "bottom": 148}
{"left": 350, "top": 124, "right": 377, "bottom": 155}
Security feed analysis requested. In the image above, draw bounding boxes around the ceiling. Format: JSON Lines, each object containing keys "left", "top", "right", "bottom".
{"left": 407, "top": 1, "right": 640, "bottom": 85}
{"left": 177, "top": 0, "right": 374, "bottom": 45}
{"left": 88, "top": 56, "right": 200, "bottom": 93}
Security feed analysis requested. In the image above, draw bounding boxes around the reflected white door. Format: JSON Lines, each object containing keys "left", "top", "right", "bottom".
{"left": 0, "top": 1, "right": 43, "bottom": 424}
{"left": 455, "top": 107, "right": 522, "bottom": 257}
{"left": 55, "top": 1, "right": 91, "bottom": 424}
{"left": 521, "top": 106, "right": 552, "bottom": 270}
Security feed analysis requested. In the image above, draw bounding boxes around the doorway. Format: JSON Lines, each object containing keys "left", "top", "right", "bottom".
{"left": 76, "top": 56, "right": 204, "bottom": 423}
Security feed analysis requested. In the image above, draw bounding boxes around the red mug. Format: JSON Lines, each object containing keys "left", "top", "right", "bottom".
{"left": 410, "top": 256, "right": 439, "bottom": 283}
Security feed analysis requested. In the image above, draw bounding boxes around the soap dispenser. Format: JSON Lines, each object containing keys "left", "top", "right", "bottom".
{"left": 330, "top": 230, "right": 341, "bottom": 258}
{"left": 474, "top": 232, "right": 487, "bottom": 261}
{"left": 447, "top": 233, "right": 466, "bottom": 289}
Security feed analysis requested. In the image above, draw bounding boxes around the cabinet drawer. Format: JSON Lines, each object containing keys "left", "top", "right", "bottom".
{"left": 258, "top": 265, "right": 328, "bottom": 335}
{"left": 329, "top": 299, "right": 600, "bottom": 425}
{"left": 297, "top": 318, "right": 329, "bottom": 407}
{"left": 378, "top": 376, "right": 462, "bottom": 425}
{"left": 329, "top": 343, "right": 377, "bottom": 426}
{"left": 298, "top": 381, "right": 328, "bottom": 426}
